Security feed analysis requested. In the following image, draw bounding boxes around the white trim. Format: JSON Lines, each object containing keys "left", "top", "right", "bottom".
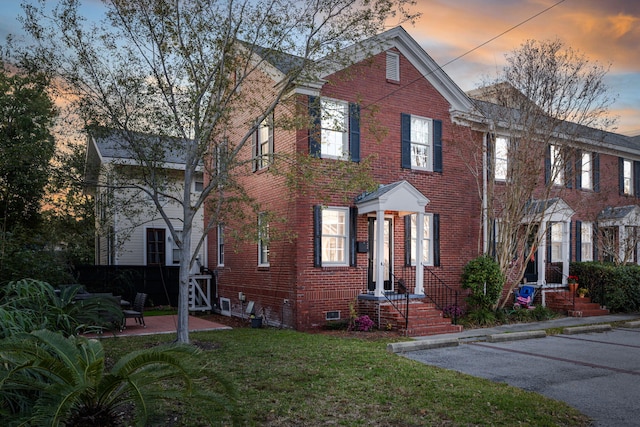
{"left": 320, "top": 206, "right": 350, "bottom": 267}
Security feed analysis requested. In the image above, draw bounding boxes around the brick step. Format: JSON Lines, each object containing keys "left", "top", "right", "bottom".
{"left": 379, "top": 300, "right": 461, "bottom": 337}
{"left": 546, "top": 292, "right": 609, "bottom": 317}
{"left": 402, "top": 323, "right": 463, "bottom": 336}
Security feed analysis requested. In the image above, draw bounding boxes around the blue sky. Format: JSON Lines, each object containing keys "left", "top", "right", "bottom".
{"left": 2, "top": 0, "right": 638, "bottom": 136}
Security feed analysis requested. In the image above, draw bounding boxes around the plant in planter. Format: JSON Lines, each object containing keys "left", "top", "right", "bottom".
{"left": 568, "top": 275, "right": 579, "bottom": 294}
{"left": 577, "top": 288, "right": 589, "bottom": 298}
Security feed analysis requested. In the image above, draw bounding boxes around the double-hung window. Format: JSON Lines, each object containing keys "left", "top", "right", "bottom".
{"left": 580, "top": 152, "right": 592, "bottom": 190}
{"left": 401, "top": 113, "right": 442, "bottom": 172}
{"left": 550, "top": 145, "right": 564, "bottom": 186}
{"left": 494, "top": 136, "right": 508, "bottom": 181}
{"left": 253, "top": 115, "right": 273, "bottom": 170}
{"left": 550, "top": 222, "right": 563, "bottom": 262}
{"left": 408, "top": 214, "right": 432, "bottom": 266}
{"left": 171, "top": 230, "right": 182, "bottom": 264}
{"left": 320, "top": 99, "right": 349, "bottom": 159}
{"left": 258, "top": 213, "right": 269, "bottom": 266}
{"left": 580, "top": 222, "right": 593, "bottom": 261}
{"left": 320, "top": 207, "right": 349, "bottom": 265}
{"left": 622, "top": 158, "right": 633, "bottom": 195}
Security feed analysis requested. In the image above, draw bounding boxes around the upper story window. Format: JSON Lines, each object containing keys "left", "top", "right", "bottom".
{"left": 309, "top": 97, "right": 360, "bottom": 162}
{"left": 550, "top": 145, "right": 564, "bottom": 186}
{"left": 386, "top": 51, "right": 399, "bottom": 82}
{"left": 622, "top": 158, "right": 633, "bottom": 196}
{"left": 494, "top": 136, "right": 508, "bottom": 181}
{"left": 401, "top": 113, "right": 442, "bottom": 172}
{"left": 580, "top": 152, "right": 592, "bottom": 190}
{"left": 253, "top": 115, "right": 273, "bottom": 171}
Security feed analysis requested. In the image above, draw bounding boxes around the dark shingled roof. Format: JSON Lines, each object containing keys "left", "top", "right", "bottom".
{"left": 598, "top": 205, "right": 640, "bottom": 221}
{"left": 90, "top": 128, "right": 191, "bottom": 165}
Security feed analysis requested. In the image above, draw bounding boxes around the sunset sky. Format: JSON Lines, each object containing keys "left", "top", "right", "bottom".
{"left": 2, "top": 0, "right": 638, "bottom": 136}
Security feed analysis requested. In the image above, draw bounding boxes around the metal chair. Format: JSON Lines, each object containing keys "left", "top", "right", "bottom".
{"left": 122, "top": 292, "right": 147, "bottom": 328}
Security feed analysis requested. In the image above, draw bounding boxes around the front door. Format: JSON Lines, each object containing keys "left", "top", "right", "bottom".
{"left": 524, "top": 225, "right": 538, "bottom": 283}
{"left": 368, "top": 218, "right": 392, "bottom": 292}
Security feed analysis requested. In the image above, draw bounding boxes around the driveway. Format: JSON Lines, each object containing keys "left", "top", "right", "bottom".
{"left": 402, "top": 326, "right": 640, "bottom": 427}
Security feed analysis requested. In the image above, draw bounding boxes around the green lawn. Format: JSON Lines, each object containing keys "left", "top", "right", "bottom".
{"left": 102, "top": 329, "right": 590, "bottom": 426}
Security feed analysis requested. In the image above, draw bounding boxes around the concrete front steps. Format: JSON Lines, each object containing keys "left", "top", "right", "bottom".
{"left": 546, "top": 291, "right": 610, "bottom": 317}
{"left": 380, "top": 300, "right": 463, "bottom": 336}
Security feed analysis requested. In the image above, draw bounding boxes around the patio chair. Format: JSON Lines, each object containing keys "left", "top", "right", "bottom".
{"left": 122, "top": 292, "right": 147, "bottom": 328}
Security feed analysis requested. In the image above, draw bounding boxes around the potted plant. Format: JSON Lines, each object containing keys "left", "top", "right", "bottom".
{"left": 568, "top": 275, "right": 579, "bottom": 294}
{"left": 577, "top": 287, "right": 589, "bottom": 298}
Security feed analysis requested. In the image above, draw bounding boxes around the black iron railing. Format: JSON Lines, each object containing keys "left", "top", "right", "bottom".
{"left": 423, "top": 268, "right": 461, "bottom": 324}
{"left": 383, "top": 272, "right": 410, "bottom": 331}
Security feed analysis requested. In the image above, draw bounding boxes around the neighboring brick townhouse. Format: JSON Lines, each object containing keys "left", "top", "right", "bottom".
{"left": 206, "top": 26, "right": 640, "bottom": 334}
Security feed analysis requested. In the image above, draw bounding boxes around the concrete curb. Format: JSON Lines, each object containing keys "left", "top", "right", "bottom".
{"left": 562, "top": 324, "right": 612, "bottom": 335}
{"left": 486, "top": 330, "right": 547, "bottom": 342}
{"left": 387, "top": 338, "right": 458, "bottom": 353}
{"left": 623, "top": 320, "right": 640, "bottom": 328}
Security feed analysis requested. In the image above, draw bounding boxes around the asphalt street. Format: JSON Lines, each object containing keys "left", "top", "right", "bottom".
{"left": 403, "top": 326, "right": 640, "bottom": 426}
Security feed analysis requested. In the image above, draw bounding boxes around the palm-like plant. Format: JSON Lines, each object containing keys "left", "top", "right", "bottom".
{"left": 0, "top": 329, "right": 207, "bottom": 426}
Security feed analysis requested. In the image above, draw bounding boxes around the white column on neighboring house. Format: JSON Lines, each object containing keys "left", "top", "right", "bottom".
{"left": 538, "top": 220, "right": 547, "bottom": 285}
{"left": 562, "top": 220, "right": 570, "bottom": 283}
{"left": 619, "top": 225, "right": 627, "bottom": 262}
{"left": 415, "top": 211, "right": 425, "bottom": 295}
{"left": 375, "top": 209, "right": 385, "bottom": 297}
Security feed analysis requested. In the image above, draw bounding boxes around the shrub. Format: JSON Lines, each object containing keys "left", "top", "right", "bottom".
{"left": 461, "top": 255, "right": 505, "bottom": 311}
{"left": 351, "top": 315, "right": 375, "bottom": 332}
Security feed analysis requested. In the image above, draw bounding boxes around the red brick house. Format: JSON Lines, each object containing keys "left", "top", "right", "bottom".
{"left": 206, "top": 26, "right": 640, "bottom": 333}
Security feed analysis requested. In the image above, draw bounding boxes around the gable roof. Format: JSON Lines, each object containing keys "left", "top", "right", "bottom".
{"left": 355, "top": 180, "right": 429, "bottom": 215}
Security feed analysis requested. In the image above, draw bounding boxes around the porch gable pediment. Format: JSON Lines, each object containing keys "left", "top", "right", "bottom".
{"left": 355, "top": 180, "right": 429, "bottom": 216}
{"left": 523, "top": 198, "right": 574, "bottom": 223}
{"left": 598, "top": 205, "right": 640, "bottom": 227}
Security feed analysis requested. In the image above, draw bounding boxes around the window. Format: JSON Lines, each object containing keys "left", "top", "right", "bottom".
{"left": 217, "top": 224, "right": 224, "bottom": 266}
{"left": 623, "top": 158, "right": 633, "bottom": 195}
{"left": 253, "top": 115, "right": 273, "bottom": 170}
{"left": 321, "top": 99, "right": 348, "bottom": 159}
{"left": 550, "top": 145, "right": 564, "bottom": 186}
{"left": 320, "top": 207, "right": 349, "bottom": 265}
{"left": 409, "top": 214, "right": 432, "bottom": 266}
{"left": 258, "top": 213, "right": 269, "bottom": 266}
{"left": 171, "top": 230, "right": 182, "bottom": 264}
{"left": 494, "top": 136, "right": 508, "bottom": 181}
{"left": 194, "top": 180, "right": 204, "bottom": 192}
{"left": 146, "top": 228, "right": 166, "bottom": 265}
{"left": 386, "top": 51, "right": 399, "bottom": 81}
{"left": 550, "top": 222, "right": 563, "bottom": 262}
{"left": 401, "top": 113, "right": 442, "bottom": 172}
{"left": 580, "top": 152, "right": 592, "bottom": 190}
{"left": 581, "top": 222, "right": 593, "bottom": 261}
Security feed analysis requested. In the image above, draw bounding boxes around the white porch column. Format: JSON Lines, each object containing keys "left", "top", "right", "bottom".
{"left": 562, "top": 220, "right": 570, "bottom": 283}
{"left": 538, "top": 220, "right": 547, "bottom": 285}
{"left": 619, "top": 225, "right": 627, "bottom": 262}
{"left": 415, "top": 212, "right": 425, "bottom": 295}
{"left": 375, "top": 209, "right": 385, "bottom": 297}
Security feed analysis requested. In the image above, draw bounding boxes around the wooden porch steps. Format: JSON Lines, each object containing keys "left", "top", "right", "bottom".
{"left": 546, "top": 291, "right": 610, "bottom": 317}
{"left": 380, "top": 300, "right": 463, "bottom": 337}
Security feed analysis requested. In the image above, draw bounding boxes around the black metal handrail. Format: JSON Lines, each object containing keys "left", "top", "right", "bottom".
{"left": 423, "top": 268, "right": 461, "bottom": 324}
{"left": 382, "top": 272, "right": 410, "bottom": 331}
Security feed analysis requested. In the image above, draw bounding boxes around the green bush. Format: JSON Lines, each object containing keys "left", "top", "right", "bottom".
{"left": 571, "top": 262, "right": 640, "bottom": 312}
{"left": 461, "top": 255, "right": 505, "bottom": 311}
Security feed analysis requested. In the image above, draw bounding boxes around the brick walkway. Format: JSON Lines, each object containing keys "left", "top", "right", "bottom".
{"left": 87, "top": 315, "right": 232, "bottom": 338}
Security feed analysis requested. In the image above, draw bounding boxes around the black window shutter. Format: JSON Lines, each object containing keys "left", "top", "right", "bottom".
{"left": 490, "top": 219, "right": 497, "bottom": 258}
{"left": 313, "top": 205, "right": 322, "bottom": 267}
{"left": 569, "top": 221, "right": 573, "bottom": 261}
{"left": 593, "top": 153, "right": 600, "bottom": 192}
{"left": 575, "top": 150, "right": 582, "bottom": 189}
{"left": 268, "top": 113, "right": 274, "bottom": 162}
{"left": 619, "top": 157, "right": 625, "bottom": 195}
{"left": 349, "top": 206, "right": 357, "bottom": 267}
{"left": 404, "top": 215, "right": 411, "bottom": 266}
{"left": 544, "top": 145, "right": 551, "bottom": 184}
{"left": 593, "top": 224, "right": 599, "bottom": 261}
{"left": 433, "top": 214, "right": 440, "bottom": 267}
{"left": 546, "top": 223, "right": 552, "bottom": 262}
{"left": 634, "top": 161, "right": 640, "bottom": 198}
{"left": 309, "top": 96, "right": 321, "bottom": 158}
{"left": 575, "top": 220, "right": 582, "bottom": 262}
{"left": 433, "top": 119, "right": 443, "bottom": 173}
{"left": 565, "top": 149, "right": 572, "bottom": 189}
{"left": 486, "top": 134, "right": 494, "bottom": 180}
{"left": 349, "top": 103, "right": 360, "bottom": 163}
{"left": 401, "top": 113, "right": 411, "bottom": 168}
{"left": 251, "top": 126, "right": 258, "bottom": 172}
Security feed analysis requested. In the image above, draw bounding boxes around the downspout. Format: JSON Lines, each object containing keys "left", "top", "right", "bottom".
{"left": 482, "top": 127, "right": 491, "bottom": 254}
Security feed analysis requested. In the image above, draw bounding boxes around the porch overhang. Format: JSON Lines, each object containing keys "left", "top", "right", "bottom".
{"left": 523, "top": 198, "right": 574, "bottom": 224}
{"left": 355, "top": 180, "right": 429, "bottom": 216}
{"left": 597, "top": 205, "right": 640, "bottom": 227}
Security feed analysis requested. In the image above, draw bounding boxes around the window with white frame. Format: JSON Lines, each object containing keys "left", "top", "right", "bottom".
{"left": 258, "top": 213, "right": 269, "bottom": 266}
{"left": 550, "top": 145, "right": 564, "bottom": 186}
{"left": 386, "top": 51, "right": 399, "bottom": 81}
{"left": 171, "top": 230, "right": 182, "bottom": 264}
{"left": 581, "top": 152, "right": 592, "bottom": 190}
{"left": 494, "top": 136, "right": 508, "bottom": 181}
{"left": 321, "top": 99, "right": 348, "bottom": 159}
{"left": 409, "top": 214, "right": 432, "bottom": 266}
{"left": 410, "top": 115, "right": 432, "bottom": 170}
{"left": 623, "top": 159, "right": 633, "bottom": 195}
{"left": 217, "top": 224, "right": 224, "bottom": 266}
{"left": 581, "top": 222, "right": 593, "bottom": 261}
{"left": 321, "top": 207, "right": 349, "bottom": 265}
{"left": 256, "top": 116, "right": 273, "bottom": 169}
{"left": 550, "top": 222, "right": 563, "bottom": 262}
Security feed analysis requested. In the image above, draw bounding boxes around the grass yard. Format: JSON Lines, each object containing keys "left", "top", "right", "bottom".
{"left": 102, "top": 329, "right": 590, "bottom": 426}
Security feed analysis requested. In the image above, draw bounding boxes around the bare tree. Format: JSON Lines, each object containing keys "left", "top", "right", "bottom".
{"left": 465, "top": 39, "right": 616, "bottom": 308}
{"left": 10, "top": 0, "right": 417, "bottom": 343}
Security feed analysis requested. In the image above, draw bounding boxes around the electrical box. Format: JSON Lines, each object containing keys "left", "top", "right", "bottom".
{"left": 357, "top": 241, "right": 369, "bottom": 253}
